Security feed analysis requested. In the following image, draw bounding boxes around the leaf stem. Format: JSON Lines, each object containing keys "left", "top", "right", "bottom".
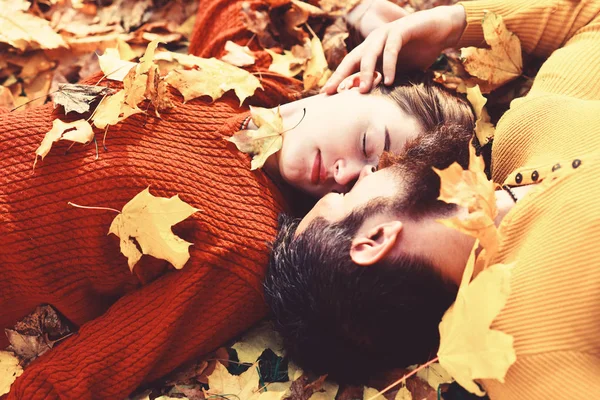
{"left": 281, "top": 108, "right": 306, "bottom": 134}
{"left": 68, "top": 202, "right": 120, "bottom": 214}
{"left": 365, "top": 356, "right": 440, "bottom": 400}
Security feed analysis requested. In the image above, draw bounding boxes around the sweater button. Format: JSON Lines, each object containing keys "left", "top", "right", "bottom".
{"left": 531, "top": 171, "right": 539, "bottom": 181}
{"left": 572, "top": 159, "right": 582, "bottom": 169}
{"left": 552, "top": 163, "right": 561, "bottom": 172}
{"left": 515, "top": 173, "right": 523, "bottom": 184}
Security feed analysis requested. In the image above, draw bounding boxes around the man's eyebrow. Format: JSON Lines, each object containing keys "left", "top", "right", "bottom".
{"left": 384, "top": 127, "right": 391, "bottom": 152}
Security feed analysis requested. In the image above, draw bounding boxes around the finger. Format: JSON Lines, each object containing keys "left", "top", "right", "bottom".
{"left": 323, "top": 46, "right": 363, "bottom": 94}
{"left": 359, "top": 31, "right": 388, "bottom": 92}
{"left": 382, "top": 26, "right": 404, "bottom": 85}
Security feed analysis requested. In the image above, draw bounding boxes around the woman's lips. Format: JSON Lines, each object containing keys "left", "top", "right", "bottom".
{"left": 311, "top": 151, "right": 322, "bottom": 185}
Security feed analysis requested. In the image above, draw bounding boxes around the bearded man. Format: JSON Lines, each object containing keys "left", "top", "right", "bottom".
{"left": 265, "top": 0, "right": 600, "bottom": 398}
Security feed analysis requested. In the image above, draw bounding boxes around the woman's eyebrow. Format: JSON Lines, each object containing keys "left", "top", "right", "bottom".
{"left": 384, "top": 127, "right": 391, "bottom": 152}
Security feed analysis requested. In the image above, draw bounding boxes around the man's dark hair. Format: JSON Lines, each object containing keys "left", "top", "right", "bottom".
{"left": 264, "top": 124, "right": 475, "bottom": 383}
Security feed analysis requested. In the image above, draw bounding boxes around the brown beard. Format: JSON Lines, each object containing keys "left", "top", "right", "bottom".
{"left": 378, "top": 124, "right": 474, "bottom": 219}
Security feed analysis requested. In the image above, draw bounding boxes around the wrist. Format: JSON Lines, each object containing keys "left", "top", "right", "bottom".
{"left": 445, "top": 4, "right": 467, "bottom": 48}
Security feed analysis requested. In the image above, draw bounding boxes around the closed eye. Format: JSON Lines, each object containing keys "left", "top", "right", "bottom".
{"left": 362, "top": 132, "right": 368, "bottom": 158}
{"left": 384, "top": 126, "right": 391, "bottom": 152}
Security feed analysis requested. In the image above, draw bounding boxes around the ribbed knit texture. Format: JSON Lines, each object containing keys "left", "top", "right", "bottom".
{"left": 0, "top": 0, "right": 303, "bottom": 399}
{"left": 457, "top": 1, "right": 600, "bottom": 398}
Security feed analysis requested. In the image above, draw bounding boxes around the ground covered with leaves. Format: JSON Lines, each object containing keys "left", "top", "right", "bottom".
{"left": 0, "top": 0, "right": 543, "bottom": 399}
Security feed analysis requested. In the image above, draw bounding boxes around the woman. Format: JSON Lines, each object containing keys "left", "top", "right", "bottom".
{"left": 0, "top": 0, "right": 472, "bottom": 398}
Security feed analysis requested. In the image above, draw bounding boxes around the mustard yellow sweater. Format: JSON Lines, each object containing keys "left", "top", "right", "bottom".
{"left": 455, "top": 0, "right": 600, "bottom": 398}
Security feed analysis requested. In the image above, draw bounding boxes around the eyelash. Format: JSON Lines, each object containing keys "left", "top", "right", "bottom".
{"left": 362, "top": 133, "right": 368, "bottom": 158}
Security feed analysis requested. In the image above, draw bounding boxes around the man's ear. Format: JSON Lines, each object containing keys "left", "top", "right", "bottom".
{"left": 350, "top": 221, "right": 403, "bottom": 266}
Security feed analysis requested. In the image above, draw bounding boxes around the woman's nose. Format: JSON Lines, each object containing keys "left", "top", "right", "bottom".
{"left": 333, "top": 160, "right": 376, "bottom": 186}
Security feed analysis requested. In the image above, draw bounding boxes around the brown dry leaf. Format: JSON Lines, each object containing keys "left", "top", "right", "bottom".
{"left": 460, "top": 12, "right": 522, "bottom": 90}
{"left": 123, "top": 40, "right": 161, "bottom": 107}
{"left": 433, "top": 142, "right": 499, "bottom": 255}
{"left": 318, "top": 0, "right": 361, "bottom": 16}
{"left": 5, "top": 52, "right": 55, "bottom": 84}
{"left": 0, "top": 87, "right": 15, "bottom": 109}
{"left": 322, "top": 18, "right": 349, "bottom": 70}
{"left": 164, "top": 55, "right": 261, "bottom": 105}
{"left": 278, "top": 0, "right": 325, "bottom": 45}
{"left": 241, "top": 2, "right": 278, "bottom": 49}
{"left": 286, "top": 374, "right": 331, "bottom": 400}
{"left": 465, "top": 85, "right": 495, "bottom": 146}
{"left": 303, "top": 35, "right": 331, "bottom": 90}
{"left": 437, "top": 245, "right": 516, "bottom": 395}
{"left": 0, "top": 351, "right": 23, "bottom": 396}
{"left": 98, "top": 48, "right": 137, "bottom": 82}
{"left": 266, "top": 48, "right": 306, "bottom": 77}
{"left": 52, "top": 84, "right": 112, "bottom": 114}
{"left": 97, "top": 0, "right": 153, "bottom": 32}
{"left": 0, "top": 0, "right": 67, "bottom": 51}
{"left": 5, "top": 305, "right": 73, "bottom": 366}
{"left": 34, "top": 118, "right": 95, "bottom": 169}
{"left": 227, "top": 106, "right": 283, "bottom": 170}
{"left": 11, "top": 71, "right": 53, "bottom": 109}
{"left": 221, "top": 41, "right": 256, "bottom": 67}
{"left": 91, "top": 89, "right": 143, "bottom": 130}
{"left": 108, "top": 187, "right": 200, "bottom": 271}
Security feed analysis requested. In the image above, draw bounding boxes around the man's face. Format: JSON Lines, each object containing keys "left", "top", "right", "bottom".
{"left": 296, "top": 166, "right": 401, "bottom": 234}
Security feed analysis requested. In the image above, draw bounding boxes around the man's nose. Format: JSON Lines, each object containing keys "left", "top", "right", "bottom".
{"left": 333, "top": 159, "right": 376, "bottom": 186}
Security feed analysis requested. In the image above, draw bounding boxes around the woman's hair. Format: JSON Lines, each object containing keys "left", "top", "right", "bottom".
{"left": 371, "top": 75, "right": 475, "bottom": 135}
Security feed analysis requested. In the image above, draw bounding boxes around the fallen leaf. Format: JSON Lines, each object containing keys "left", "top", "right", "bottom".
{"left": 266, "top": 49, "right": 305, "bottom": 77}
{"left": 241, "top": 1, "right": 277, "bottom": 48}
{"left": 164, "top": 55, "right": 261, "bottom": 105}
{"left": 108, "top": 187, "right": 200, "bottom": 271}
{"left": 287, "top": 374, "right": 328, "bottom": 400}
{"left": 52, "top": 84, "right": 112, "bottom": 114}
{"left": 395, "top": 386, "right": 412, "bottom": 400}
{"left": 5, "top": 305, "right": 73, "bottom": 366}
{"left": 433, "top": 142, "right": 499, "bottom": 255}
{"left": 318, "top": 0, "right": 361, "bottom": 16}
{"left": 232, "top": 322, "right": 284, "bottom": 364}
{"left": 0, "top": 351, "right": 23, "bottom": 397}
{"left": 413, "top": 362, "right": 453, "bottom": 390}
{"left": 303, "top": 35, "right": 330, "bottom": 90}
{"left": 91, "top": 89, "right": 143, "bottom": 130}
{"left": 460, "top": 12, "right": 522, "bottom": 90}
{"left": 97, "top": 0, "right": 153, "bottom": 32}
{"left": 0, "top": 0, "right": 67, "bottom": 51}
{"left": 11, "top": 71, "right": 53, "bottom": 109}
{"left": 98, "top": 48, "right": 137, "bottom": 82}
{"left": 466, "top": 85, "right": 495, "bottom": 146}
{"left": 206, "top": 361, "right": 259, "bottom": 399}
{"left": 258, "top": 382, "right": 293, "bottom": 400}
{"left": 322, "top": 18, "right": 349, "bottom": 70}
{"left": 363, "top": 387, "right": 385, "bottom": 399}
{"left": 0, "top": 87, "right": 15, "bottom": 109}
{"left": 123, "top": 40, "right": 161, "bottom": 107}
{"left": 221, "top": 41, "right": 256, "bottom": 67}
{"left": 438, "top": 245, "right": 516, "bottom": 396}
{"left": 309, "top": 380, "right": 339, "bottom": 400}
{"left": 34, "top": 119, "right": 95, "bottom": 169}
{"left": 227, "top": 106, "right": 283, "bottom": 170}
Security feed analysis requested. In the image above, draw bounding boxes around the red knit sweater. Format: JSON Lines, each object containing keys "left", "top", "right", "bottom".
{"left": 0, "top": 0, "right": 302, "bottom": 398}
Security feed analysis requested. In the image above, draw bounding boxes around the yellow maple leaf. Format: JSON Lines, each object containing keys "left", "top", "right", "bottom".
{"left": 91, "top": 89, "right": 143, "bottom": 130}
{"left": 221, "top": 40, "right": 256, "bottom": 67}
{"left": 34, "top": 119, "right": 95, "bottom": 170}
{"left": 433, "top": 143, "right": 499, "bottom": 255}
{"left": 412, "top": 362, "right": 453, "bottom": 390}
{"left": 232, "top": 322, "right": 284, "bottom": 364}
{"left": 465, "top": 85, "right": 495, "bottom": 146}
{"left": 0, "top": 351, "right": 23, "bottom": 397}
{"left": 266, "top": 49, "right": 305, "bottom": 78}
{"left": 108, "top": 187, "right": 199, "bottom": 271}
{"left": 304, "top": 35, "right": 331, "bottom": 91}
{"left": 163, "top": 54, "right": 262, "bottom": 105}
{"left": 98, "top": 48, "right": 137, "bottom": 82}
{"left": 226, "top": 106, "right": 283, "bottom": 170}
{"left": 123, "top": 40, "right": 161, "bottom": 108}
{"left": 0, "top": 0, "right": 67, "bottom": 51}
{"left": 460, "top": 12, "right": 522, "bottom": 89}
{"left": 437, "top": 245, "right": 516, "bottom": 396}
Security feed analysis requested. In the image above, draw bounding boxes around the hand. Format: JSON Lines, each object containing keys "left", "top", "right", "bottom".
{"left": 345, "top": 0, "right": 409, "bottom": 39}
{"left": 323, "top": 4, "right": 467, "bottom": 95}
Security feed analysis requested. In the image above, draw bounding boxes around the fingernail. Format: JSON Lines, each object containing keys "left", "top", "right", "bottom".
{"left": 359, "top": 81, "right": 366, "bottom": 90}
{"left": 385, "top": 77, "right": 392, "bottom": 85}
{"left": 338, "top": 82, "right": 346, "bottom": 90}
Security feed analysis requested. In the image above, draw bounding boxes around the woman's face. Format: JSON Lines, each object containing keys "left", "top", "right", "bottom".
{"left": 266, "top": 89, "right": 422, "bottom": 197}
